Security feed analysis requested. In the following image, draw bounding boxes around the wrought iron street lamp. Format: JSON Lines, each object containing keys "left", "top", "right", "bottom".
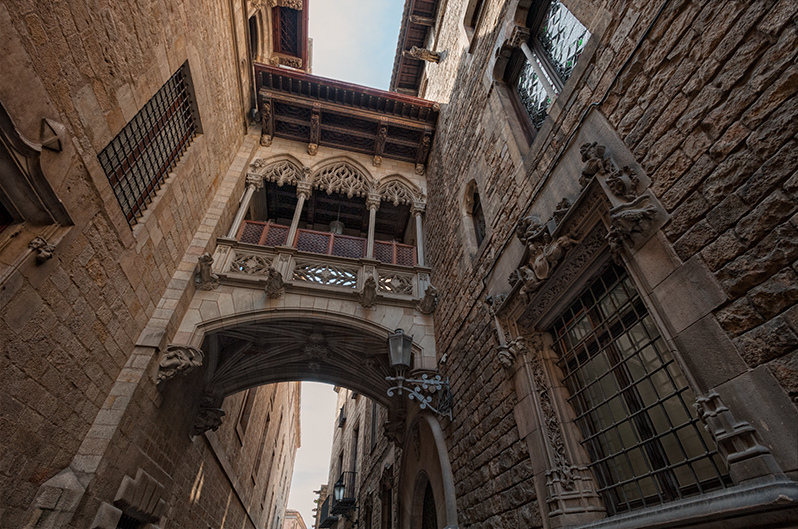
{"left": 385, "top": 329, "right": 453, "bottom": 419}
{"left": 333, "top": 477, "right": 345, "bottom": 503}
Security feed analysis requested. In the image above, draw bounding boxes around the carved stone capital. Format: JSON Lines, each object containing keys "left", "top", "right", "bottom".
{"left": 508, "top": 26, "right": 531, "bottom": 48}
{"left": 156, "top": 344, "right": 204, "bottom": 384}
{"left": 366, "top": 193, "right": 382, "bottom": 210}
{"left": 411, "top": 201, "right": 426, "bottom": 215}
{"left": 245, "top": 173, "right": 264, "bottom": 190}
{"left": 416, "top": 284, "right": 438, "bottom": 314}
{"left": 29, "top": 236, "right": 55, "bottom": 263}
{"left": 296, "top": 181, "right": 313, "bottom": 199}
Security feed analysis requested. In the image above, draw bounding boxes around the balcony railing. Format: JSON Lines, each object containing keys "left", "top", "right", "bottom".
{"left": 331, "top": 471, "right": 357, "bottom": 515}
{"left": 318, "top": 496, "right": 338, "bottom": 528}
{"left": 237, "top": 220, "right": 416, "bottom": 266}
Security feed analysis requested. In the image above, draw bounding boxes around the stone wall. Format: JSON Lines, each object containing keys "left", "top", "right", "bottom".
{"left": 418, "top": 0, "right": 798, "bottom": 526}
{"left": 0, "top": 0, "right": 268, "bottom": 525}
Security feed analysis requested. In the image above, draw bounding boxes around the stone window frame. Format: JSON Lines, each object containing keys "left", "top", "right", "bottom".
{"left": 490, "top": 128, "right": 795, "bottom": 527}
{"left": 462, "top": 0, "right": 486, "bottom": 51}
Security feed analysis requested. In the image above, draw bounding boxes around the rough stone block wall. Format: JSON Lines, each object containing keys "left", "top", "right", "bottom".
{"left": 420, "top": 0, "right": 798, "bottom": 525}
{"left": 0, "top": 0, "right": 253, "bottom": 525}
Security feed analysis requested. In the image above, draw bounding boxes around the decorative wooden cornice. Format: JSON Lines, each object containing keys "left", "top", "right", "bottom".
{"left": 255, "top": 64, "right": 439, "bottom": 168}
{"left": 390, "top": 0, "right": 442, "bottom": 95}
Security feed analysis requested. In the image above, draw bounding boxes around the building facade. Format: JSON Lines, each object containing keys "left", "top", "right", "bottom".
{"left": 1, "top": 0, "right": 797, "bottom": 528}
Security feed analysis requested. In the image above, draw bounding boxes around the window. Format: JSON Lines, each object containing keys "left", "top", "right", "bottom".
{"left": 351, "top": 426, "right": 359, "bottom": 473}
{"left": 464, "top": 0, "right": 485, "bottom": 47}
{"left": 508, "top": 0, "right": 590, "bottom": 129}
{"left": 237, "top": 388, "right": 257, "bottom": 439}
{"left": 252, "top": 413, "right": 270, "bottom": 483}
{"left": 273, "top": 6, "right": 300, "bottom": 57}
{"left": 470, "top": 189, "right": 486, "bottom": 247}
{"left": 370, "top": 400, "right": 380, "bottom": 451}
{"left": 549, "top": 264, "right": 729, "bottom": 515}
{"left": 98, "top": 62, "right": 197, "bottom": 226}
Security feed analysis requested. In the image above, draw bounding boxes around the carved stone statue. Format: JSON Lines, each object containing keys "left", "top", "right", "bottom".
{"left": 403, "top": 46, "right": 440, "bottom": 63}
{"left": 359, "top": 274, "right": 378, "bottom": 308}
{"left": 515, "top": 216, "right": 578, "bottom": 295}
{"left": 416, "top": 284, "right": 438, "bottom": 314}
{"left": 579, "top": 142, "right": 612, "bottom": 187}
{"left": 196, "top": 253, "right": 220, "bottom": 290}
{"left": 29, "top": 236, "right": 56, "bottom": 263}
{"left": 264, "top": 267, "right": 285, "bottom": 298}
{"left": 156, "top": 345, "right": 204, "bottom": 384}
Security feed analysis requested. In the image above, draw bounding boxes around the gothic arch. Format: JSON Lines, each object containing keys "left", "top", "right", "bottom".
{"left": 377, "top": 175, "right": 424, "bottom": 206}
{"left": 308, "top": 157, "right": 376, "bottom": 197}
{"left": 249, "top": 154, "right": 306, "bottom": 187}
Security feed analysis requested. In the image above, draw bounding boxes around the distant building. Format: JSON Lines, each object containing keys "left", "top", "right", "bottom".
{"left": 283, "top": 509, "right": 308, "bottom": 529}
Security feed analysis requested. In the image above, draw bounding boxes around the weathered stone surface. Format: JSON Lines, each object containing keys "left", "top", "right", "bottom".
{"left": 767, "top": 350, "right": 798, "bottom": 405}
{"left": 716, "top": 297, "right": 765, "bottom": 336}
{"left": 734, "top": 316, "right": 798, "bottom": 367}
{"left": 706, "top": 193, "right": 749, "bottom": 232}
{"left": 734, "top": 190, "right": 797, "bottom": 245}
{"left": 748, "top": 268, "right": 798, "bottom": 319}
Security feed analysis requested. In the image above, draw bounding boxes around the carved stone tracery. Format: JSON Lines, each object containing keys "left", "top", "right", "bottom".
{"left": 250, "top": 159, "right": 303, "bottom": 187}
{"left": 312, "top": 162, "right": 369, "bottom": 198}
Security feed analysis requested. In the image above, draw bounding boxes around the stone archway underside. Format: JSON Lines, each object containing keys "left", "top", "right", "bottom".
{"left": 202, "top": 318, "right": 397, "bottom": 407}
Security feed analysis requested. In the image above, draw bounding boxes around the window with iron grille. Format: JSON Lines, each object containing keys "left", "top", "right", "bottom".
{"left": 98, "top": 62, "right": 197, "bottom": 226}
{"left": 549, "top": 264, "right": 730, "bottom": 515}
{"left": 507, "top": 0, "right": 590, "bottom": 130}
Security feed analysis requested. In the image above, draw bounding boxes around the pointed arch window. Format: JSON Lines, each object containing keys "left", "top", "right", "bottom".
{"left": 470, "top": 189, "right": 486, "bottom": 247}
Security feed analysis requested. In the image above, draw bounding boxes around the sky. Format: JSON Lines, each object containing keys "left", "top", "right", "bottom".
{"left": 284, "top": 3, "right": 404, "bottom": 525}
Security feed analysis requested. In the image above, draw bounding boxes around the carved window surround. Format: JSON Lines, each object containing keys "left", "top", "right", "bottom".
{"left": 487, "top": 138, "right": 797, "bottom": 526}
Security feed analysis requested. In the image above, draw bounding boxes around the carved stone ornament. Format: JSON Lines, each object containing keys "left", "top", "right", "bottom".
{"left": 260, "top": 133, "right": 273, "bottom": 147}
{"left": 409, "top": 14, "right": 435, "bottom": 26}
{"left": 695, "top": 390, "right": 784, "bottom": 481}
{"left": 313, "top": 162, "right": 368, "bottom": 198}
{"left": 552, "top": 197, "right": 572, "bottom": 224}
{"left": 383, "top": 408, "right": 407, "bottom": 446}
{"left": 303, "top": 332, "right": 329, "bottom": 360}
{"left": 416, "top": 284, "right": 438, "bottom": 314}
{"left": 245, "top": 173, "right": 264, "bottom": 190}
{"left": 579, "top": 142, "right": 613, "bottom": 188}
{"left": 497, "top": 336, "right": 526, "bottom": 370}
{"left": 359, "top": 274, "right": 378, "bottom": 308}
{"left": 195, "top": 252, "right": 220, "bottom": 290}
{"left": 193, "top": 395, "right": 226, "bottom": 437}
{"left": 230, "top": 253, "right": 271, "bottom": 274}
{"left": 508, "top": 25, "right": 531, "bottom": 48}
{"left": 29, "top": 236, "right": 55, "bottom": 263}
{"left": 605, "top": 197, "right": 658, "bottom": 263}
{"left": 156, "top": 344, "right": 204, "bottom": 385}
{"left": 379, "top": 180, "right": 418, "bottom": 206}
{"left": 264, "top": 266, "right": 286, "bottom": 298}
{"left": 605, "top": 165, "right": 639, "bottom": 201}
{"left": 403, "top": 46, "right": 440, "bottom": 63}
{"left": 280, "top": 56, "right": 303, "bottom": 68}
{"left": 514, "top": 216, "right": 579, "bottom": 297}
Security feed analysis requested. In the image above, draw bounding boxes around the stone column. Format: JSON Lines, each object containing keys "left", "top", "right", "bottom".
{"left": 366, "top": 194, "right": 381, "bottom": 259}
{"left": 520, "top": 42, "right": 559, "bottom": 100}
{"left": 412, "top": 202, "right": 426, "bottom": 266}
{"left": 227, "top": 174, "right": 264, "bottom": 238}
{"left": 286, "top": 182, "right": 312, "bottom": 246}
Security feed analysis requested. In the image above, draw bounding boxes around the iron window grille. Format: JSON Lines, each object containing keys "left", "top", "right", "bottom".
{"left": 510, "top": 0, "right": 590, "bottom": 129}
{"left": 98, "top": 62, "right": 197, "bottom": 226}
{"left": 549, "top": 264, "right": 730, "bottom": 515}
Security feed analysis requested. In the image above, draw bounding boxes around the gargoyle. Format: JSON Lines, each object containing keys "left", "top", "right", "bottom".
{"left": 416, "top": 284, "right": 438, "bottom": 314}
{"left": 264, "top": 266, "right": 285, "bottom": 298}
{"left": 157, "top": 345, "right": 204, "bottom": 384}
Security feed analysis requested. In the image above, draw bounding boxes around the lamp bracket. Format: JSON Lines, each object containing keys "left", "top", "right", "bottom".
{"left": 386, "top": 373, "right": 452, "bottom": 420}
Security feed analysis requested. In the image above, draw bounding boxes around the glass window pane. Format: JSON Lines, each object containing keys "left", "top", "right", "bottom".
{"left": 537, "top": 0, "right": 590, "bottom": 81}
{"left": 516, "top": 60, "right": 550, "bottom": 129}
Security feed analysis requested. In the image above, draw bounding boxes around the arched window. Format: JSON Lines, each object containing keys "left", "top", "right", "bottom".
{"left": 421, "top": 482, "right": 437, "bottom": 529}
{"left": 506, "top": 0, "right": 590, "bottom": 130}
{"left": 469, "top": 187, "right": 486, "bottom": 247}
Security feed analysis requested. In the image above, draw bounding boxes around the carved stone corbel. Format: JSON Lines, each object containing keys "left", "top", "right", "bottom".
{"left": 359, "top": 274, "right": 378, "bottom": 308}
{"left": 195, "top": 252, "right": 220, "bottom": 290}
{"left": 605, "top": 196, "right": 659, "bottom": 263}
{"left": 193, "top": 394, "right": 225, "bottom": 437}
{"left": 695, "top": 391, "right": 784, "bottom": 483}
{"left": 409, "top": 14, "right": 435, "bottom": 26}
{"left": 245, "top": 173, "right": 264, "bottom": 191}
{"left": 497, "top": 336, "right": 526, "bottom": 370}
{"left": 156, "top": 344, "right": 204, "bottom": 385}
{"left": 416, "top": 284, "right": 438, "bottom": 314}
{"left": 29, "top": 236, "right": 56, "bottom": 263}
{"left": 265, "top": 266, "right": 286, "bottom": 298}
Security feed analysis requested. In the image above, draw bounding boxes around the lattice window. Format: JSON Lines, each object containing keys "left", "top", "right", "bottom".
{"left": 296, "top": 230, "right": 331, "bottom": 254}
{"left": 276, "top": 7, "right": 300, "bottom": 56}
{"left": 373, "top": 241, "right": 394, "bottom": 264}
{"left": 549, "top": 264, "right": 729, "bottom": 515}
{"left": 331, "top": 235, "right": 366, "bottom": 259}
{"left": 264, "top": 224, "right": 289, "bottom": 246}
{"left": 378, "top": 273, "right": 413, "bottom": 295}
{"left": 312, "top": 163, "right": 369, "bottom": 199}
{"left": 240, "top": 221, "right": 266, "bottom": 244}
{"left": 98, "top": 62, "right": 197, "bottom": 226}
{"left": 293, "top": 261, "right": 358, "bottom": 288}
{"left": 509, "top": 0, "right": 589, "bottom": 130}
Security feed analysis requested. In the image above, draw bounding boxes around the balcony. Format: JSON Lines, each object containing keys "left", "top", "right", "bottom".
{"left": 331, "top": 471, "right": 357, "bottom": 515}
{"left": 318, "top": 496, "right": 338, "bottom": 528}
{"left": 237, "top": 220, "right": 417, "bottom": 266}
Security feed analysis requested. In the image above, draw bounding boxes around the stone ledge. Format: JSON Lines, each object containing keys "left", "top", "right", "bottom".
{"left": 572, "top": 480, "right": 798, "bottom": 529}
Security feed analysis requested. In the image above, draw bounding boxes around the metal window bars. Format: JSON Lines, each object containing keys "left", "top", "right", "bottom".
{"left": 98, "top": 63, "right": 196, "bottom": 226}
{"left": 549, "top": 264, "right": 730, "bottom": 515}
